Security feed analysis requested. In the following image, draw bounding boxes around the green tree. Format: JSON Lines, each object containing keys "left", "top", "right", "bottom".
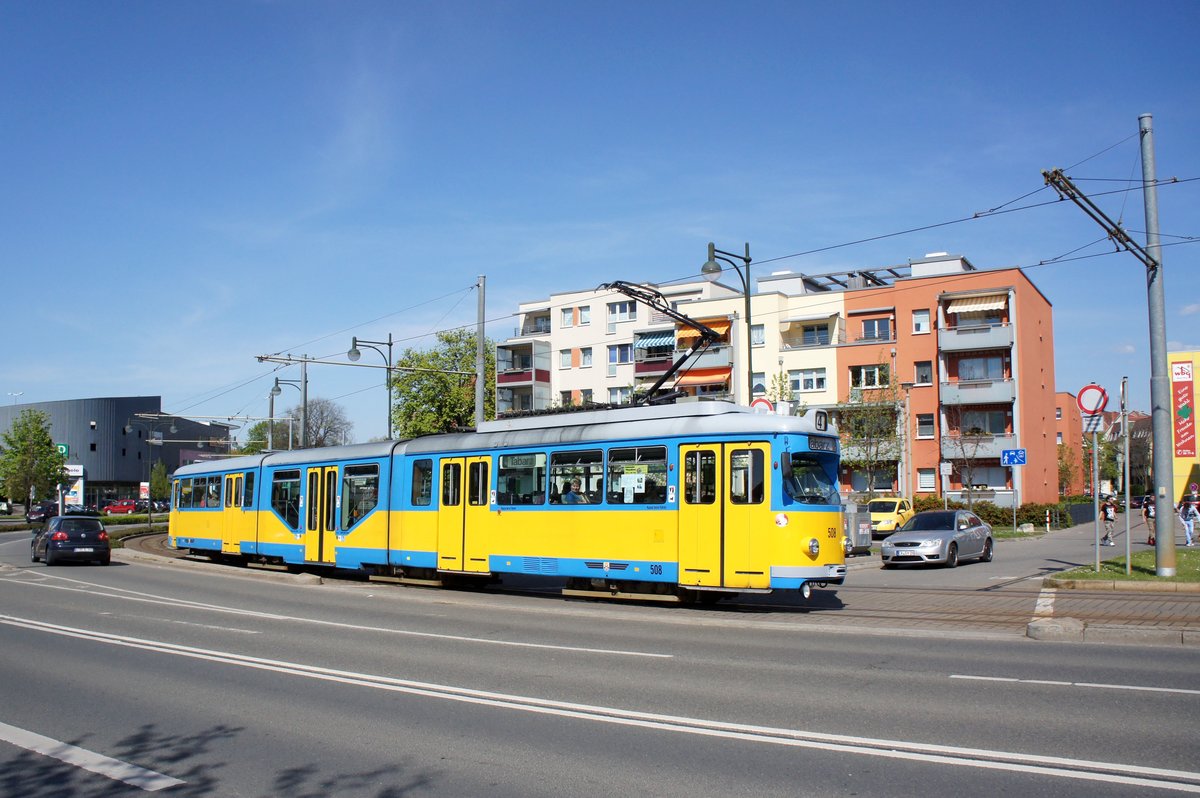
{"left": 394, "top": 329, "right": 495, "bottom": 437}
{"left": 0, "top": 409, "right": 67, "bottom": 506}
{"left": 239, "top": 419, "right": 296, "bottom": 453}
{"left": 149, "top": 460, "right": 171, "bottom": 501}
{"left": 836, "top": 367, "right": 900, "bottom": 500}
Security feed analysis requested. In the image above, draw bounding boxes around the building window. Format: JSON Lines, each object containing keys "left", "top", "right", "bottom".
{"left": 580, "top": 347, "right": 592, "bottom": 367}
{"left": 861, "top": 318, "right": 891, "bottom": 341}
{"left": 802, "top": 324, "right": 830, "bottom": 346}
{"left": 607, "top": 301, "right": 636, "bottom": 332}
{"left": 917, "top": 414, "right": 935, "bottom": 438}
{"left": 790, "top": 368, "right": 827, "bottom": 394}
{"left": 960, "top": 409, "right": 1009, "bottom": 435}
{"left": 579, "top": 305, "right": 591, "bottom": 325}
{"left": 917, "top": 468, "right": 936, "bottom": 491}
{"left": 1056, "top": 407, "right": 1062, "bottom": 419}
{"left": 560, "top": 390, "right": 573, "bottom": 406}
{"left": 581, "top": 389, "right": 593, "bottom": 404}
{"left": 607, "top": 344, "right": 633, "bottom": 376}
{"left": 1057, "top": 431, "right": 1064, "bottom": 444}
{"left": 752, "top": 372, "right": 766, "bottom": 397}
{"left": 608, "top": 386, "right": 631, "bottom": 404}
{"left": 850, "top": 364, "right": 889, "bottom": 388}
{"left": 560, "top": 308, "right": 573, "bottom": 328}
{"left": 559, "top": 349, "right": 572, "bottom": 369}
{"left": 915, "top": 361, "right": 933, "bottom": 385}
{"left": 958, "top": 355, "right": 1005, "bottom": 381}
{"left": 751, "top": 324, "right": 764, "bottom": 346}
{"left": 913, "top": 309, "right": 931, "bottom": 334}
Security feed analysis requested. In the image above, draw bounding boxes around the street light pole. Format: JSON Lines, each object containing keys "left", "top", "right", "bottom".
{"left": 347, "top": 333, "right": 394, "bottom": 439}
{"left": 701, "top": 242, "right": 753, "bottom": 404}
{"left": 271, "top": 378, "right": 303, "bottom": 450}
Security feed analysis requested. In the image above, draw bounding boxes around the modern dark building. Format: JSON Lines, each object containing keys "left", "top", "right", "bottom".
{"left": 0, "top": 396, "right": 233, "bottom": 506}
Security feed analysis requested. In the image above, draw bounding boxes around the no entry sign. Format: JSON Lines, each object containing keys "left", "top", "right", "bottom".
{"left": 1077, "top": 384, "right": 1108, "bottom": 416}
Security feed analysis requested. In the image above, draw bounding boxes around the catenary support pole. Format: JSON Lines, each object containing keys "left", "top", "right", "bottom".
{"left": 1141, "top": 113, "right": 1176, "bottom": 576}
{"left": 475, "top": 275, "right": 486, "bottom": 427}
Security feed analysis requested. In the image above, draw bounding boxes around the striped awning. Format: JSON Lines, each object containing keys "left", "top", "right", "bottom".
{"left": 634, "top": 332, "right": 675, "bottom": 348}
{"left": 677, "top": 319, "right": 732, "bottom": 343}
{"left": 947, "top": 294, "right": 1005, "bottom": 314}
{"left": 675, "top": 367, "right": 731, "bottom": 388}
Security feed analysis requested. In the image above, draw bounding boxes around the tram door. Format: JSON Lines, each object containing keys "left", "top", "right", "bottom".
{"left": 304, "top": 466, "right": 339, "bottom": 564}
{"left": 221, "top": 473, "right": 251, "bottom": 555}
{"left": 437, "top": 456, "right": 491, "bottom": 573}
{"left": 678, "top": 443, "right": 771, "bottom": 590}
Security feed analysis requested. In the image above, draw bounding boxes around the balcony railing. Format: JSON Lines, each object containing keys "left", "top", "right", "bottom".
{"left": 940, "top": 433, "right": 1015, "bottom": 460}
{"left": 939, "top": 379, "right": 1015, "bottom": 405}
{"left": 938, "top": 323, "right": 1013, "bottom": 352}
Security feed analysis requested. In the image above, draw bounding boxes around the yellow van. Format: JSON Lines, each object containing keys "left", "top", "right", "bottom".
{"left": 868, "top": 497, "right": 915, "bottom": 538}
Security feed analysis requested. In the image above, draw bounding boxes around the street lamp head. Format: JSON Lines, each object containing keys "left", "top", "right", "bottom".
{"left": 270, "top": 379, "right": 282, "bottom": 397}
{"left": 701, "top": 258, "right": 723, "bottom": 282}
{"left": 347, "top": 337, "right": 362, "bottom": 362}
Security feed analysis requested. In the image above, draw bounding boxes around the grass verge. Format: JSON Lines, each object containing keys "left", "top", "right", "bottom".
{"left": 1052, "top": 548, "right": 1200, "bottom": 582}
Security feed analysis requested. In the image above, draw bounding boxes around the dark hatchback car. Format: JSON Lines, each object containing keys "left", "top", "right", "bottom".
{"left": 25, "top": 501, "right": 59, "bottom": 524}
{"left": 31, "top": 515, "right": 111, "bottom": 566}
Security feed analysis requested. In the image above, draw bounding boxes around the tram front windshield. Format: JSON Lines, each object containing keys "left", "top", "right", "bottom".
{"left": 783, "top": 453, "right": 839, "bottom": 505}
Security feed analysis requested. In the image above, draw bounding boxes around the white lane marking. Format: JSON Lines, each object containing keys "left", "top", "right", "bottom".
{"left": 5, "top": 614, "right": 1200, "bottom": 794}
{"left": 1033, "top": 587, "right": 1056, "bottom": 617}
{"left": 952, "top": 674, "right": 1200, "bottom": 696}
{"left": 0, "top": 720, "right": 184, "bottom": 791}
{"left": 1, "top": 572, "right": 670, "bottom": 659}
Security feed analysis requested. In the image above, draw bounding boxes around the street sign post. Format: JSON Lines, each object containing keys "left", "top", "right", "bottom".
{"left": 1079, "top": 383, "right": 1108, "bottom": 572}
{"left": 1000, "top": 449, "right": 1026, "bottom": 466}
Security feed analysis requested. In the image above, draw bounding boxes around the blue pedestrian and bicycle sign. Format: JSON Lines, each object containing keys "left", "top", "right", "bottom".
{"left": 1001, "top": 448, "right": 1026, "bottom": 466}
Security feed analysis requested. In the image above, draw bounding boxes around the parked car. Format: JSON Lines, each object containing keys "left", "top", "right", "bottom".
{"left": 64, "top": 504, "right": 102, "bottom": 517}
{"left": 867, "top": 497, "right": 915, "bottom": 539}
{"left": 105, "top": 499, "right": 139, "bottom": 515}
{"left": 880, "top": 509, "right": 994, "bottom": 569}
{"left": 0, "top": 499, "right": 11, "bottom": 515}
{"left": 25, "top": 501, "right": 59, "bottom": 524}
{"left": 1129, "top": 495, "right": 1145, "bottom": 509}
{"left": 31, "top": 514, "right": 111, "bottom": 566}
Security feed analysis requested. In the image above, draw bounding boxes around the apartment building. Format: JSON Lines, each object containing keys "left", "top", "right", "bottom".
{"left": 1055, "top": 391, "right": 1087, "bottom": 496}
{"left": 496, "top": 252, "right": 1061, "bottom": 505}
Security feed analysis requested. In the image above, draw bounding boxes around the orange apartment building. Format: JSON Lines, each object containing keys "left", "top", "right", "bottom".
{"left": 835, "top": 255, "right": 1059, "bottom": 505}
{"left": 1055, "top": 391, "right": 1087, "bottom": 496}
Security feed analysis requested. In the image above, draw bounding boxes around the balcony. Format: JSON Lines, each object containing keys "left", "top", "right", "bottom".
{"left": 939, "top": 379, "right": 1015, "bottom": 405}
{"left": 940, "top": 433, "right": 1015, "bottom": 460}
{"left": 938, "top": 323, "right": 1013, "bottom": 352}
{"left": 686, "top": 345, "right": 733, "bottom": 370}
{"left": 634, "top": 355, "right": 673, "bottom": 376}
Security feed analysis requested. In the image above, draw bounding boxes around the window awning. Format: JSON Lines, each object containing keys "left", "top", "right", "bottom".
{"left": 947, "top": 294, "right": 1006, "bottom": 314}
{"left": 677, "top": 319, "right": 732, "bottom": 343}
{"left": 675, "top": 367, "right": 731, "bottom": 388}
{"left": 634, "top": 332, "right": 675, "bottom": 348}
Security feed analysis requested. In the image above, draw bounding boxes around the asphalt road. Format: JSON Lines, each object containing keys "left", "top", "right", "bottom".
{"left": 1, "top": 528, "right": 1198, "bottom": 797}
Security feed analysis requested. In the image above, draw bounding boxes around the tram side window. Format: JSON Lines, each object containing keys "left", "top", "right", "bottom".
{"left": 180, "top": 479, "right": 193, "bottom": 509}
{"left": 342, "top": 464, "right": 379, "bottom": 528}
{"left": 683, "top": 451, "right": 717, "bottom": 504}
{"left": 207, "top": 477, "right": 221, "bottom": 508}
{"left": 468, "top": 461, "right": 489, "bottom": 506}
{"left": 730, "top": 449, "right": 765, "bottom": 505}
{"left": 607, "top": 446, "right": 668, "bottom": 504}
{"left": 172, "top": 480, "right": 180, "bottom": 509}
{"left": 442, "top": 463, "right": 461, "bottom": 506}
{"left": 272, "top": 469, "right": 301, "bottom": 530}
{"left": 193, "top": 476, "right": 210, "bottom": 508}
{"left": 225, "top": 476, "right": 237, "bottom": 508}
{"left": 497, "top": 453, "right": 546, "bottom": 505}
{"left": 324, "top": 469, "right": 337, "bottom": 532}
{"left": 411, "top": 459, "right": 433, "bottom": 506}
{"left": 307, "top": 471, "right": 321, "bottom": 530}
{"left": 548, "top": 449, "right": 604, "bottom": 504}
{"left": 243, "top": 472, "right": 255, "bottom": 509}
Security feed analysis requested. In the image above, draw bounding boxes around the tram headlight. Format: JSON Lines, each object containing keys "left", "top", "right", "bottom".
{"left": 808, "top": 538, "right": 821, "bottom": 556}
{"left": 842, "top": 537, "right": 853, "bottom": 555}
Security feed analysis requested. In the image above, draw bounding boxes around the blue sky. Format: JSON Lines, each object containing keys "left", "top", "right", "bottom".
{"left": 3, "top": 1, "right": 1197, "bottom": 442}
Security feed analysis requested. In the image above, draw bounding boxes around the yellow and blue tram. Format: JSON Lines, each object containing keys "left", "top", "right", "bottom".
{"left": 169, "top": 401, "right": 848, "bottom": 601}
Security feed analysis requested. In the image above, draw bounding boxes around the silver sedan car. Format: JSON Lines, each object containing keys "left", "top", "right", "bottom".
{"left": 880, "top": 509, "right": 994, "bottom": 568}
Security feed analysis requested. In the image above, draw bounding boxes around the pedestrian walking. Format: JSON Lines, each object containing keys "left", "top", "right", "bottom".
{"left": 1143, "top": 499, "right": 1156, "bottom": 545}
{"left": 1100, "top": 498, "right": 1117, "bottom": 546}
{"left": 1179, "top": 500, "right": 1198, "bottom": 547}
